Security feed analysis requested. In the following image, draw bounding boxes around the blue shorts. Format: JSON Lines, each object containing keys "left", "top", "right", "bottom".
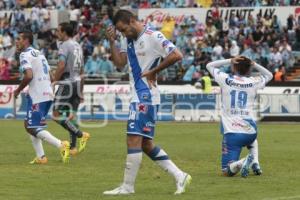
{"left": 221, "top": 133, "right": 257, "bottom": 171}
{"left": 126, "top": 103, "right": 158, "bottom": 139}
{"left": 25, "top": 95, "right": 52, "bottom": 129}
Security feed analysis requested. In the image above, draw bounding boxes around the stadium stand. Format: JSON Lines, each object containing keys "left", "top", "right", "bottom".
{"left": 1, "top": 0, "right": 300, "bottom": 82}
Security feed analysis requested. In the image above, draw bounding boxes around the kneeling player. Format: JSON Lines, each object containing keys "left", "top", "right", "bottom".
{"left": 206, "top": 56, "right": 272, "bottom": 177}
{"left": 14, "top": 31, "right": 70, "bottom": 164}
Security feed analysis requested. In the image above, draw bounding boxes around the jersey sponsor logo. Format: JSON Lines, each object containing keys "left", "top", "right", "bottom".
{"left": 225, "top": 78, "right": 253, "bottom": 88}
{"left": 137, "top": 52, "right": 146, "bottom": 56}
{"left": 146, "top": 122, "right": 155, "bottom": 127}
{"left": 143, "top": 126, "right": 151, "bottom": 132}
{"left": 232, "top": 122, "right": 252, "bottom": 131}
{"left": 129, "top": 122, "right": 135, "bottom": 129}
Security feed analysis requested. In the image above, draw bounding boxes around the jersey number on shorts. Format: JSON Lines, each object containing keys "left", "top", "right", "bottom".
{"left": 230, "top": 90, "right": 248, "bottom": 109}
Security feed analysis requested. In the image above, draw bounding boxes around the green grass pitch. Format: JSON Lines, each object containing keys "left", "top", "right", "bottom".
{"left": 0, "top": 120, "right": 300, "bottom": 200}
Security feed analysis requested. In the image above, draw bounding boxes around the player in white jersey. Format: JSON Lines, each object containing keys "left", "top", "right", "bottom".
{"left": 206, "top": 56, "right": 273, "bottom": 177}
{"left": 103, "top": 10, "right": 191, "bottom": 195}
{"left": 14, "top": 31, "right": 70, "bottom": 164}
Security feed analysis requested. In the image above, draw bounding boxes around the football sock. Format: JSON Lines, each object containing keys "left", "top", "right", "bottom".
{"left": 229, "top": 158, "right": 246, "bottom": 174}
{"left": 57, "top": 119, "right": 83, "bottom": 138}
{"left": 30, "top": 135, "right": 45, "bottom": 158}
{"left": 248, "top": 139, "right": 259, "bottom": 164}
{"left": 69, "top": 119, "right": 78, "bottom": 148}
{"left": 148, "top": 146, "right": 183, "bottom": 181}
{"left": 123, "top": 148, "right": 142, "bottom": 190}
{"left": 37, "top": 130, "right": 62, "bottom": 148}
{"left": 69, "top": 131, "right": 77, "bottom": 149}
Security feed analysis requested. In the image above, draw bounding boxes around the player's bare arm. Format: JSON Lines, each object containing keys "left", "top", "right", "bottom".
{"left": 106, "top": 26, "right": 127, "bottom": 69}
{"left": 14, "top": 68, "right": 33, "bottom": 98}
{"left": 53, "top": 60, "right": 65, "bottom": 83}
{"left": 141, "top": 49, "right": 183, "bottom": 88}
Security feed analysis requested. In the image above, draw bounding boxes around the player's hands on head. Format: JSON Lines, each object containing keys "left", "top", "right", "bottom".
{"left": 141, "top": 70, "right": 157, "bottom": 89}
{"left": 106, "top": 25, "right": 117, "bottom": 43}
{"left": 231, "top": 56, "right": 245, "bottom": 64}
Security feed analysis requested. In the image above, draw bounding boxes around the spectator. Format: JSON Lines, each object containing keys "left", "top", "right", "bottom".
{"left": 0, "top": 58, "right": 9, "bottom": 80}
{"left": 230, "top": 40, "right": 240, "bottom": 57}
{"left": 160, "top": 15, "right": 176, "bottom": 40}
{"left": 85, "top": 53, "right": 101, "bottom": 77}
{"left": 99, "top": 54, "right": 113, "bottom": 75}
{"left": 274, "top": 65, "right": 286, "bottom": 81}
{"left": 183, "top": 63, "right": 196, "bottom": 82}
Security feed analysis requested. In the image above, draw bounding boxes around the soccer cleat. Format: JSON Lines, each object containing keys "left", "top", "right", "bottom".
{"left": 78, "top": 132, "right": 90, "bottom": 153}
{"left": 29, "top": 156, "right": 48, "bottom": 164}
{"left": 252, "top": 163, "right": 263, "bottom": 175}
{"left": 241, "top": 154, "right": 254, "bottom": 178}
{"left": 60, "top": 141, "right": 70, "bottom": 163}
{"left": 69, "top": 148, "right": 78, "bottom": 156}
{"left": 103, "top": 185, "right": 134, "bottom": 195}
{"left": 174, "top": 173, "right": 192, "bottom": 195}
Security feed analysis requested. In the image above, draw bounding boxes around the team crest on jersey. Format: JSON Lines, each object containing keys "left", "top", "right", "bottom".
{"left": 138, "top": 103, "right": 148, "bottom": 113}
{"left": 139, "top": 41, "right": 145, "bottom": 49}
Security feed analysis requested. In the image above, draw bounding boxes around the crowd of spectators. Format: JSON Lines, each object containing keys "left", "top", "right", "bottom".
{"left": 119, "top": 0, "right": 300, "bottom": 9}
{"left": 0, "top": 0, "right": 300, "bottom": 82}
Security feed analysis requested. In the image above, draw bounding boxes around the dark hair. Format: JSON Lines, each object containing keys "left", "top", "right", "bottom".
{"left": 59, "top": 22, "right": 74, "bottom": 37}
{"left": 234, "top": 56, "right": 252, "bottom": 76}
{"left": 113, "top": 9, "right": 137, "bottom": 26}
{"left": 20, "top": 31, "right": 33, "bottom": 45}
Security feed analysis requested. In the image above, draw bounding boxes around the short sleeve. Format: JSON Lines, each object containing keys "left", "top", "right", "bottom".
{"left": 19, "top": 53, "right": 32, "bottom": 72}
{"left": 58, "top": 43, "right": 68, "bottom": 61}
{"left": 151, "top": 31, "right": 176, "bottom": 58}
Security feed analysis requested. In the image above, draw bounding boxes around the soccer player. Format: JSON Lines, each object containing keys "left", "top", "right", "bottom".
{"left": 52, "top": 22, "right": 90, "bottom": 155}
{"left": 103, "top": 10, "right": 191, "bottom": 195}
{"left": 206, "top": 56, "right": 273, "bottom": 177}
{"left": 14, "top": 31, "right": 70, "bottom": 164}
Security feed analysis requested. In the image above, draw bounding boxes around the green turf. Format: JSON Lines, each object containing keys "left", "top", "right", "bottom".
{"left": 0, "top": 120, "right": 300, "bottom": 200}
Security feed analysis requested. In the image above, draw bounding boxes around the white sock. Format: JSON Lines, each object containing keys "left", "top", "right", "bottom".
{"left": 149, "top": 147, "right": 183, "bottom": 181}
{"left": 123, "top": 151, "right": 142, "bottom": 190}
{"left": 37, "top": 130, "right": 62, "bottom": 149}
{"left": 249, "top": 139, "right": 259, "bottom": 164}
{"left": 229, "top": 158, "right": 245, "bottom": 174}
{"left": 30, "top": 135, "right": 45, "bottom": 158}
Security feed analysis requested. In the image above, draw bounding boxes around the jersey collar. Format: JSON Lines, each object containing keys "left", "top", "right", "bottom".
{"left": 136, "top": 26, "right": 147, "bottom": 41}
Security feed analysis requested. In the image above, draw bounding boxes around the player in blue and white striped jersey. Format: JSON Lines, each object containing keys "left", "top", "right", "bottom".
{"left": 14, "top": 31, "right": 70, "bottom": 164}
{"left": 206, "top": 56, "right": 273, "bottom": 177}
{"left": 103, "top": 10, "right": 191, "bottom": 195}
